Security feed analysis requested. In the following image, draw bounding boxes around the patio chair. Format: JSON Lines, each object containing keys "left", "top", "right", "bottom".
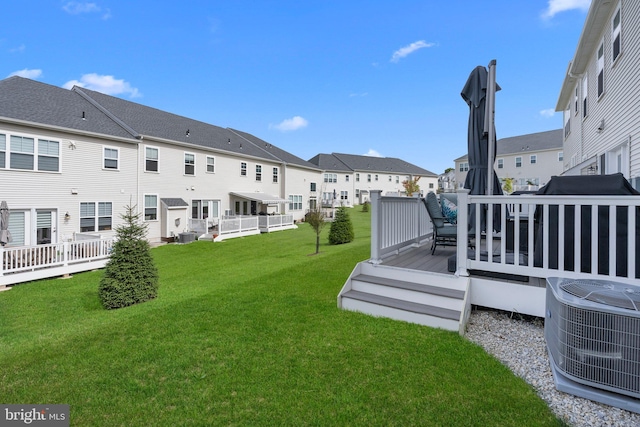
{"left": 424, "top": 192, "right": 458, "bottom": 255}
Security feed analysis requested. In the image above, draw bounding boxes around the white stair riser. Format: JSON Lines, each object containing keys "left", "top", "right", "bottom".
{"left": 361, "top": 263, "right": 467, "bottom": 292}
{"left": 341, "top": 298, "right": 459, "bottom": 332}
{"left": 350, "top": 280, "right": 464, "bottom": 312}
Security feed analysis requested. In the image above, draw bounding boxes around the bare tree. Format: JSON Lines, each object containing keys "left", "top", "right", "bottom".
{"left": 306, "top": 198, "right": 327, "bottom": 254}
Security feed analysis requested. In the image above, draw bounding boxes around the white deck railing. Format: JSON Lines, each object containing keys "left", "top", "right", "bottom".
{"left": 1, "top": 238, "right": 114, "bottom": 286}
{"left": 370, "top": 189, "right": 640, "bottom": 284}
{"left": 258, "top": 214, "right": 295, "bottom": 231}
{"left": 219, "top": 215, "right": 259, "bottom": 236}
{"left": 370, "top": 191, "right": 432, "bottom": 263}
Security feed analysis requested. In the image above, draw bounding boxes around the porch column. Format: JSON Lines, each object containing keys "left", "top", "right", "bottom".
{"left": 370, "top": 190, "right": 382, "bottom": 264}
{"left": 456, "top": 189, "right": 470, "bottom": 277}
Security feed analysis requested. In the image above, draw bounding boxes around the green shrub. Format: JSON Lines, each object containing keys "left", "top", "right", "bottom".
{"left": 99, "top": 205, "right": 159, "bottom": 309}
{"left": 361, "top": 201, "right": 370, "bottom": 212}
{"left": 328, "top": 207, "right": 354, "bottom": 245}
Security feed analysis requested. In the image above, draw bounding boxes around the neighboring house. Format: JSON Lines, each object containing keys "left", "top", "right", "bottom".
{"left": 308, "top": 153, "right": 438, "bottom": 204}
{"left": 454, "top": 129, "right": 564, "bottom": 193}
{"left": 438, "top": 169, "right": 456, "bottom": 193}
{"left": 0, "top": 76, "right": 321, "bottom": 245}
{"left": 555, "top": 0, "right": 640, "bottom": 189}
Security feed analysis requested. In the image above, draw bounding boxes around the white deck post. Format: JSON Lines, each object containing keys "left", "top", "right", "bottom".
{"left": 456, "top": 188, "right": 470, "bottom": 277}
{"left": 0, "top": 245, "right": 4, "bottom": 277}
{"left": 370, "top": 190, "right": 382, "bottom": 264}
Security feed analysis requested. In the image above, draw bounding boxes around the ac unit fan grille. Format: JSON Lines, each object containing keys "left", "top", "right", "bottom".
{"left": 555, "top": 303, "right": 640, "bottom": 397}
{"left": 560, "top": 280, "right": 640, "bottom": 311}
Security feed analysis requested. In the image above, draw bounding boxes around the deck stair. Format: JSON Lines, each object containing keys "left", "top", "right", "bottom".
{"left": 338, "top": 261, "right": 471, "bottom": 335}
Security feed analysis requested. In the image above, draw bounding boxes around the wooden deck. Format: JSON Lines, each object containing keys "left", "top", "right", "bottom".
{"left": 380, "top": 241, "right": 546, "bottom": 288}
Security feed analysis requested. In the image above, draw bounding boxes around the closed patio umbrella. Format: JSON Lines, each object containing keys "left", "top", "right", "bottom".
{"left": 0, "top": 200, "right": 10, "bottom": 246}
{"left": 461, "top": 61, "right": 503, "bottom": 233}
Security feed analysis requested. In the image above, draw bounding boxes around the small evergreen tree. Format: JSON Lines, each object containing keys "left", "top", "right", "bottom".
{"left": 361, "top": 201, "right": 370, "bottom": 212}
{"left": 328, "top": 207, "right": 354, "bottom": 245}
{"left": 99, "top": 204, "right": 159, "bottom": 309}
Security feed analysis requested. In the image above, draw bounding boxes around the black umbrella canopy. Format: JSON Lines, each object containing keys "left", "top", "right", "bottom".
{"left": 461, "top": 64, "right": 503, "bottom": 233}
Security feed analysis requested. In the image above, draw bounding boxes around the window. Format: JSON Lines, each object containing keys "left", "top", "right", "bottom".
{"left": 340, "top": 191, "right": 348, "bottom": 200}
{"left": 564, "top": 105, "right": 571, "bottom": 138}
{"left": 612, "top": 6, "right": 621, "bottom": 62}
{"left": 324, "top": 173, "right": 337, "bottom": 183}
{"left": 558, "top": 152, "right": 564, "bottom": 162}
{"left": 256, "top": 164, "right": 262, "bottom": 182}
{"left": 0, "top": 133, "right": 5, "bottom": 168}
{"left": 375, "top": 174, "right": 379, "bottom": 181}
{"left": 355, "top": 189, "right": 360, "bottom": 198}
{"left": 145, "top": 146, "right": 159, "bottom": 172}
{"left": 574, "top": 86, "right": 579, "bottom": 116}
{"left": 459, "top": 162, "right": 469, "bottom": 172}
{"left": 80, "top": 202, "right": 112, "bottom": 232}
{"left": 272, "top": 167, "right": 278, "bottom": 183}
{"left": 428, "top": 183, "right": 434, "bottom": 189}
{"left": 530, "top": 155, "right": 537, "bottom": 164}
{"left": 310, "top": 182, "right": 316, "bottom": 192}
{"left": 184, "top": 153, "right": 195, "bottom": 175}
{"left": 206, "top": 156, "right": 215, "bottom": 173}
{"left": 597, "top": 41, "right": 604, "bottom": 97}
{"left": 396, "top": 176, "right": 399, "bottom": 184}
{"left": 346, "top": 175, "right": 350, "bottom": 182}
{"left": 104, "top": 147, "right": 119, "bottom": 170}
{"left": 367, "top": 174, "right": 371, "bottom": 182}
{"left": 37, "top": 139, "right": 59, "bottom": 172}
{"left": 388, "top": 176, "right": 392, "bottom": 182}
{"left": 288, "top": 194, "right": 302, "bottom": 210}
{"left": 356, "top": 173, "right": 360, "bottom": 182}
{"left": 582, "top": 75, "right": 588, "bottom": 119}
{"left": 497, "top": 159, "right": 504, "bottom": 169}
{"left": 515, "top": 157, "right": 522, "bottom": 168}
{"left": 240, "top": 162, "right": 247, "bottom": 176}
{"left": 144, "top": 195, "right": 158, "bottom": 221}
{"left": 10, "top": 135, "right": 34, "bottom": 170}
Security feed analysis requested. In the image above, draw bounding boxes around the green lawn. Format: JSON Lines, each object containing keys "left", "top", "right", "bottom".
{"left": 0, "top": 209, "right": 563, "bottom": 426}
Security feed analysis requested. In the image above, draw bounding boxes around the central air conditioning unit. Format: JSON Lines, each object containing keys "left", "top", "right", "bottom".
{"left": 545, "top": 277, "right": 640, "bottom": 413}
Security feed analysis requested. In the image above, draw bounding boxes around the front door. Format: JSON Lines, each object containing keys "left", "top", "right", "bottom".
{"left": 36, "top": 210, "right": 56, "bottom": 244}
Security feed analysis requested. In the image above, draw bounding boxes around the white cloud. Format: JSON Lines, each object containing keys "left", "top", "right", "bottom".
{"left": 365, "top": 149, "right": 383, "bottom": 157}
{"left": 540, "top": 108, "right": 556, "bottom": 118}
{"left": 390, "top": 40, "right": 435, "bottom": 63}
{"left": 63, "top": 73, "right": 141, "bottom": 98}
{"left": 63, "top": 2, "right": 111, "bottom": 19}
{"left": 541, "top": 0, "right": 591, "bottom": 19}
{"left": 269, "top": 116, "right": 308, "bottom": 132}
{"left": 8, "top": 69, "right": 43, "bottom": 79}
{"left": 9, "top": 44, "right": 26, "bottom": 53}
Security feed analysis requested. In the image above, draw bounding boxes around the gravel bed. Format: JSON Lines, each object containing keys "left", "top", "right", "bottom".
{"left": 464, "top": 309, "right": 640, "bottom": 427}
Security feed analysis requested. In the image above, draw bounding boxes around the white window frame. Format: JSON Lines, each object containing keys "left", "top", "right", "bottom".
{"left": 37, "top": 139, "right": 60, "bottom": 172}
{"left": 340, "top": 191, "right": 348, "bottom": 201}
{"left": 530, "top": 155, "right": 537, "bottom": 164}
{"left": 272, "top": 167, "right": 278, "bottom": 183}
{"left": 574, "top": 86, "right": 579, "bottom": 116}
{"left": 206, "top": 156, "right": 215, "bottom": 173}
{"left": 144, "top": 194, "right": 158, "bottom": 221}
{"left": 240, "top": 162, "right": 247, "bottom": 176}
{"left": 0, "top": 133, "right": 5, "bottom": 169}
{"left": 564, "top": 104, "right": 571, "bottom": 138}
{"left": 288, "top": 194, "right": 302, "bottom": 210}
{"left": 184, "top": 152, "right": 195, "bottom": 176}
{"left": 612, "top": 5, "right": 622, "bottom": 63}
{"left": 497, "top": 159, "right": 504, "bottom": 169}
{"left": 459, "top": 162, "right": 469, "bottom": 172}
{"left": 515, "top": 157, "right": 522, "bottom": 168}
{"left": 597, "top": 40, "right": 605, "bottom": 98}
{"left": 80, "top": 202, "right": 112, "bottom": 232}
{"left": 355, "top": 173, "right": 360, "bottom": 182}
{"left": 346, "top": 175, "right": 350, "bottom": 182}
{"left": 103, "top": 146, "right": 119, "bottom": 170}
{"left": 558, "top": 152, "right": 564, "bottom": 162}
{"left": 582, "top": 75, "right": 588, "bottom": 119}
{"left": 145, "top": 146, "right": 159, "bottom": 172}
{"left": 367, "top": 174, "right": 371, "bottom": 182}
{"left": 256, "top": 164, "right": 262, "bottom": 182}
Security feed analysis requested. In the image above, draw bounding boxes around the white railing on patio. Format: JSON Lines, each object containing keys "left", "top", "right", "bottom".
{"left": 258, "top": 214, "right": 295, "bottom": 231}
{"left": 370, "top": 190, "right": 432, "bottom": 263}
{"left": 220, "top": 215, "right": 259, "bottom": 236}
{"left": 1, "top": 238, "right": 114, "bottom": 286}
{"left": 457, "top": 190, "right": 640, "bottom": 284}
{"left": 189, "top": 218, "right": 208, "bottom": 236}
{"left": 369, "top": 189, "right": 640, "bottom": 284}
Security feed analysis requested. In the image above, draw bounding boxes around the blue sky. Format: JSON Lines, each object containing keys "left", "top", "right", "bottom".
{"left": 2, "top": 0, "right": 591, "bottom": 174}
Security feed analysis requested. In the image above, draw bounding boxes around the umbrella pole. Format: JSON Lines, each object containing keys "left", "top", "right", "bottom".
{"left": 485, "top": 59, "right": 497, "bottom": 196}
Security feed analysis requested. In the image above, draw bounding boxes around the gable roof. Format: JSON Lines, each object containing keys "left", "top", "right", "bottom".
{"left": 0, "top": 76, "right": 138, "bottom": 141}
{"left": 455, "top": 129, "right": 563, "bottom": 161}
{"left": 309, "top": 152, "right": 437, "bottom": 177}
